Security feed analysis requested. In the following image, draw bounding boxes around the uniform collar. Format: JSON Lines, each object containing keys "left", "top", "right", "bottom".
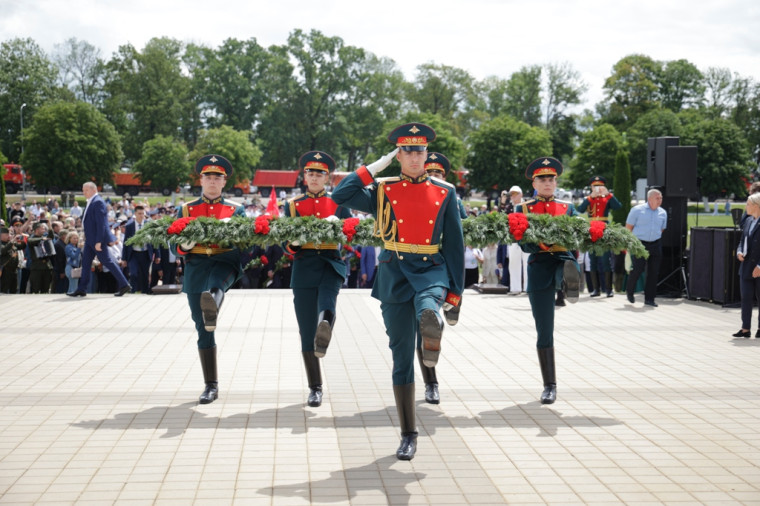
{"left": 306, "top": 190, "right": 327, "bottom": 198}
{"left": 535, "top": 195, "right": 555, "bottom": 202}
{"left": 399, "top": 173, "right": 429, "bottom": 184}
{"left": 202, "top": 195, "right": 223, "bottom": 204}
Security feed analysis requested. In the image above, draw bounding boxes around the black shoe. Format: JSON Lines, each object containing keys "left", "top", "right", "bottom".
{"left": 562, "top": 261, "right": 579, "bottom": 303}
{"left": 307, "top": 386, "right": 322, "bottom": 407}
{"left": 199, "top": 382, "right": 218, "bottom": 404}
{"left": 200, "top": 291, "right": 218, "bottom": 331}
{"left": 314, "top": 320, "right": 332, "bottom": 358}
{"left": 114, "top": 284, "right": 131, "bottom": 297}
{"left": 644, "top": 300, "right": 658, "bottom": 307}
{"left": 67, "top": 290, "right": 87, "bottom": 297}
{"left": 396, "top": 433, "right": 418, "bottom": 460}
{"left": 589, "top": 290, "right": 600, "bottom": 297}
{"left": 540, "top": 384, "right": 556, "bottom": 404}
{"left": 606, "top": 291, "right": 614, "bottom": 298}
{"left": 424, "top": 383, "right": 440, "bottom": 404}
{"left": 555, "top": 298, "right": 566, "bottom": 307}
{"left": 733, "top": 330, "right": 751, "bottom": 338}
{"left": 756, "top": 330, "right": 760, "bottom": 338}
{"left": 419, "top": 309, "right": 443, "bottom": 367}
{"left": 626, "top": 292, "right": 635, "bottom": 304}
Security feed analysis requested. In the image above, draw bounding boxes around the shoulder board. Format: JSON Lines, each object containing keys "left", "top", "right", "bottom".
{"left": 523, "top": 198, "right": 538, "bottom": 206}
{"left": 377, "top": 177, "right": 401, "bottom": 185}
{"left": 224, "top": 199, "right": 243, "bottom": 208}
{"left": 287, "top": 195, "right": 304, "bottom": 204}
{"left": 430, "top": 178, "right": 454, "bottom": 189}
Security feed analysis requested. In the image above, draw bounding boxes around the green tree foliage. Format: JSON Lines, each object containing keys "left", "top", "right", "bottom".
{"left": 408, "top": 63, "right": 478, "bottom": 134}
{"left": 658, "top": 59, "right": 704, "bottom": 112}
{"left": 133, "top": 135, "right": 189, "bottom": 193}
{"left": 21, "top": 101, "right": 122, "bottom": 190}
{"left": 0, "top": 38, "right": 61, "bottom": 161}
{"left": 53, "top": 37, "right": 106, "bottom": 106}
{"left": 626, "top": 109, "right": 683, "bottom": 180}
{"left": 600, "top": 54, "right": 662, "bottom": 128}
{"left": 103, "top": 38, "right": 193, "bottom": 162}
{"left": 188, "top": 126, "right": 262, "bottom": 185}
{"left": 503, "top": 65, "right": 543, "bottom": 126}
{"left": 543, "top": 62, "right": 587, "bottom": 160}
{"left": 466, "top": 115, "right": 552, "bottom": 192}
{"left": 612, "top": 149, "right": 632, "bottom": 225}
{"left": 568, "top": 124, "right": 625, "bottom": 189}
{"left": 682, "top": 117, "right": 753, "bottom": 198}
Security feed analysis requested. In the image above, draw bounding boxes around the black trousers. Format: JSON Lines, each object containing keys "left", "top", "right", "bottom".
{"left": 627, "top": 240, "right": 662, "bottom": 302}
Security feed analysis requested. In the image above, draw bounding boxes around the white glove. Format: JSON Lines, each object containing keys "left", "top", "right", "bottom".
{"left": 366, "top": 148, "right": 399, "bottom": 176}
{"left": 324, "top": 215, "right": 340, "bottom": 222}
{"left": 180, "top": 241, "right": 196, "bottom": 251}
{"left": 290, "top": 240, "right": 301, "bottom": 247}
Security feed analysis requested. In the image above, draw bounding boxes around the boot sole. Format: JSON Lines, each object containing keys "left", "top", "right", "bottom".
{"left": 420, "top": 309, "right": 442, "bottom": 367}
{"left": 563, "top": 261, "right": 580, "bottom": 303}
{"left": 200, "top": 291, "right": 218, "bottom": 331}
{"left": 314, "top": 321, "right": 332, "bottom": 358}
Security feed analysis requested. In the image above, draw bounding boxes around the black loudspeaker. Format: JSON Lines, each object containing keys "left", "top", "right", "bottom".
{"left": 688, "top": 227, "right": 741, "bottom": 305}
{"left": 647, "top": 137, "right": 679, "bottom": 188}
{"left": 660, "top": 196, "right": 687, "bottom": 250}
{"left": 665, "top": 146, "right": 698, "bottom": 197}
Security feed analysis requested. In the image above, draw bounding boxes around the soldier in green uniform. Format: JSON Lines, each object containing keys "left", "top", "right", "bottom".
{"left": 332, "top": 123, "right": 465, "bottom": 460}
{"left": 284, "top": 151, "right": 352, "bottom": 408}
{"left": 172, "top": 155, "right": 246, "bottom": 405}
{"left": 516, "top": 157, "right": 580, "bottom": 405}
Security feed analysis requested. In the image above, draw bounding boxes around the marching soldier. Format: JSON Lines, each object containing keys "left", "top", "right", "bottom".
{"left": 172, "top": 155, "right": 246, "bottom": 404}
{"left": 285, "top": 151, "right": 352, "bottom": 408}
{"left": 516, "top": 157, "right": 580, "bottom": 405}
{"left": 332, "top": 123, "right": 465, "bottom": 460}
{"left": 576, "top": 176, "right": 622, "bottom": 297}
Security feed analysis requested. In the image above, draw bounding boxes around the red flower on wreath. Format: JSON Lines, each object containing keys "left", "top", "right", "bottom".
{"left": 342, "top": 217, "right": 360, "bottom": 243}
{"left": 343, "top": 245, "right": 354, "bottom": 253}
{"left": 260, "top": 254, "right": 269, "bottom": 265}
{"left": 589, "top": 220, "right": 606, "bottom": 242}
{"left": 254, "top": 214, "right": 273, "bottom": 234}
{"left": 355, "top": 250, "right": 361, "bottom": 258}
{"left": 508, "top": 213, "right": 529, "bottom": 241}
{"left": 167, "top": 216, "right": 196, "bottom": 235}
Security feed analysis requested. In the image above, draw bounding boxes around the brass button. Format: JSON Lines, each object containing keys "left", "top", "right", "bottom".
{"left": 435, "top": 201, "right": 440, "bottom": 206}
{"left": 316, "top": 212, "right": 321, "bottom": 216}
{"left": 403, "top": 183, "right": 407, "bottom": 187}
{"left": 315, "top": 199, "right": 319, "bottom": 203}
{"left": 428, "top": 220, "right": 433, "bottom": 224}
{"left": 425, "top": 239, "right": 430, "bottom": 243}
{"left": 441, "top": 190, "right": 445, "bottom": 194}
{"left": 393, "top": 200, "right": 397, "bottom": 204}
{"left": 422, "top": 256, "right": 428, "bottom": 261}
{"left": 399, "top": 219, "right": 404, "bottom": 224}
{"left": 399, "top": 255, "right": 404, "bottom": 260}
{"left": 400, "top": 238, "right": 405, "bottom": 242}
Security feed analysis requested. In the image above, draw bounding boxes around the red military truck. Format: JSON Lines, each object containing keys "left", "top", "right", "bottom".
{"left": 112, "top": 171, "right": 177, "bottom": 196}
{"left": 2, "top": 164, "right": 25, "bottom": 194}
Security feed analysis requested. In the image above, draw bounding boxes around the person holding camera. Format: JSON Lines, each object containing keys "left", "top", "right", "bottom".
{"left": 576, "top": 176, "right": 622, "bottom": 297}
{"left": 27, "top": 222, "right": 55, "bottom": 293}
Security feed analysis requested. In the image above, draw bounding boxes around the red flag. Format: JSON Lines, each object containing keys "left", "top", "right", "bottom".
{"left": 265, "top": 186, "right": 280, "bottom": 217}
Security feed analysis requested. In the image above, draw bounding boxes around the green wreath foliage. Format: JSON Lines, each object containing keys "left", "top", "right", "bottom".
{"left": 127, "top": 213, "right": 647, "bottom": 257}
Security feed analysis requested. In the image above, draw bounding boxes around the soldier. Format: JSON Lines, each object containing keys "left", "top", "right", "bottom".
{"left": 284, "top": 151, "right": 352, "bottom": 408}
{"left": 172, "top": 155, "right": 246, "bottom": 404}
{"left": 332, "top": 123, "right": 465, "bottom": 460}
{"left": 516, "top": 157, "right": 580, "bottom": 405}
{"left": 425, "top": 152, "right": 468, "bottom": 219}
{"left": 576, "top": 176, "right": 622, "bottom": 297}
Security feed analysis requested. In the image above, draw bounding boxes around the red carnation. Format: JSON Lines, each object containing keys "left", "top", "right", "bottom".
{"left": 355, "top": 251, "right": 362, "bottom": 258}
{"left": 261, "top": 255, "right": 269, "bottom": 265}
{"left": 343, "top": 245, "right": 354, "bottom": 253}
{"left": 508, "top": 213, "right": 529, "bottom": 241}
{"left": 342, "top": 217, "right": 360, "bottom": 243}
{"left": 254, "top": 214, "right": 273, "bottom": 235}
{"left": 589, "top": 221, "right": 606, "bottom": 242}
{"left": 167, "top": 216, "right": 196, "bottom": 235}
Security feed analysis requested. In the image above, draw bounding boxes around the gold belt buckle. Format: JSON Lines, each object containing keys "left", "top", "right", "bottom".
{"left": 409, "top": 244, "right": 419, "bottom": 254}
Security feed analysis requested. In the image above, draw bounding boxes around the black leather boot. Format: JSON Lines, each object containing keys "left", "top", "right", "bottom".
{"left": 200, "top": 287, "right": 225, "bottom": 331}
{"left": 589, "top": 271, "right": 600, "bottom": 297}
{"left": 416, "top": 348, "right": 439, "bottom": 404}
{"left": 302, "top": 351, "right": 323, "bottom": 407}
{"left": 419, "top": 309, "right": 444, "bottom": 367}
{"left": 198, "top": 347, "right": 218, "bottom": 404}
{"left": 537, "top": 347, "right": 556, "bottom": 404}
{"left": 314, "top": 309, "right": 335, "bottom": 358}
{"left": 605, "top": 273, "right": 614, "bottom": 297}
{"left": 393, "top": 383, "right": 417, "bottom": 460}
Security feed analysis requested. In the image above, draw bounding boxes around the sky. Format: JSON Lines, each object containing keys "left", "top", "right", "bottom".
{"left": 2, "top": 0, "right": 760, "bottom": 109}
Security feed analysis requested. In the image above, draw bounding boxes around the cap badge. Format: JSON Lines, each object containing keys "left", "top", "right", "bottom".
{"left": 409, "top": 125, "right": 420, "bottom": 134}
{"left": 542, "top": 158, "right": 551, "bottom": 166}
{"left": 209, "top": 156, "right": 218, "bottom": 163}
{"left": 313, "top": 153, "right": 322, "bottom": 160}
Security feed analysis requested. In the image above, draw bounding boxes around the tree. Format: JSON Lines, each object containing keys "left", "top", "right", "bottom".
{"left": 703, "top": 67, "right": 733, "bottom": 117}
{"left": 568, "top": 124, "right": 625, "bottom": 189}
{"left": 601, "top": 54, "right": 662, "bottom": 128}
{"left": 658, "top": 59, "right": 704, "bottom": 112}
{"left": 133, "top": 135, "right": 189, "bottom": 193}
{"left": 543, "top": 63, "right": 587, "bottom": 161}
{"left": 611, "top": 149, "right": 632, "bottom": 225}
{"left": 682, "top": 117, "right": 753, "bottom": 198}
{"left": 626, "top": 109, "right": 683, "bottom": 181}
{"left": 103, "top": 37, "right": 193, "bottom": 162}
{"left": 503, "top": 65, "right": 543, "bottom": 126}
{"left": 0, "top": 38, "right": 60, "bottom": 161}
{"left": 407, "top": 63, "right": 478, "bottom": 134}
{"left": 53, "top": 37, "right": 106, "bottom": 106}
{"left": 21, "top": 101, "right": 122, "bottom": 191}
{"left": 466, "top": 115, "right": 552, "bottom": 193}
{"left": 188, "top": 126, "right": 262, "bottom": 184}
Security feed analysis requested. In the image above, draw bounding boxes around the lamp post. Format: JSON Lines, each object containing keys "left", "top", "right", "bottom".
{"left": 20, "top": 103, "right": 26, "bottom": 199}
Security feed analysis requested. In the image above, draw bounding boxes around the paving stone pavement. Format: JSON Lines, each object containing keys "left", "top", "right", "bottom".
{"left": 0, "top": 289, "right": 759, "bottom": 505}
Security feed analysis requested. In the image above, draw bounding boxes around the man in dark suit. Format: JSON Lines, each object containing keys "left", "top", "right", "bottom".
{"left": 122, "top": 205, "right": 154, "bottom": 294}
{"left": 734, "top": 193, "right": 760, "bottom": 338}
{"left": 67, "top": 182, "right": 131, "bottom": 297}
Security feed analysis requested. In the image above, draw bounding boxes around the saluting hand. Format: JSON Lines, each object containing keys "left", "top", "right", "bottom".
{"left": 366, "top": 148, "right": 399, "bottom": 176}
